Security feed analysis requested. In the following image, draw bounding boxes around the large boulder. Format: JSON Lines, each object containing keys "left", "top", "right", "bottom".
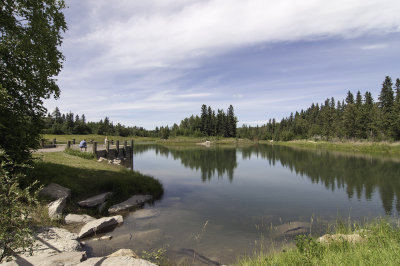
{"left": 108, "top": 195, "right": 153, "bottom": 214}
{"left": 107, "top": 249, "right": 139, "bottom": 258}
{"left": 65, "top": 214, "right": 96, "bottom": 224}
{"left": 40, "top": 183, "right": 71, "bottom": 200}
{"left": 48, "top": 197, "right": 67, "bottom": 219}
{"left": 78, "top": 215, "right": 123, "bottom": 239}
{"left": 77, "top": 257, "right": 156, "bottom": 266}
{"left": 77, "top": 192, "right": 112, "bottom": 208}
{"left": 34, "top": 227, "right": 82, "bottom": 255}
{"left": 2, "top": 251, "right": 86, "bottom": 266}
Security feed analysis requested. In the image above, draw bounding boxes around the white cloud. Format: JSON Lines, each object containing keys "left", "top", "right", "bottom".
{"left": 66, "top": 0, "right": 400, "bottom": 74}
{"left": 361, "top": 44, "right": 388, "bottom": 50}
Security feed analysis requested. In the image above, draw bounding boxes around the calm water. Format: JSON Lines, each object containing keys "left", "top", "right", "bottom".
{"left": 87, "top": 144, "right": 400, "bottom": 265}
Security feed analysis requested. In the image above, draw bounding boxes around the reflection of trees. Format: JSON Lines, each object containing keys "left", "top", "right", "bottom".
{"left": 134, "top": 145, "right": 237, "bottom": 182}
{"left": 241, "top": 145, "right": 400, "bottom": 215}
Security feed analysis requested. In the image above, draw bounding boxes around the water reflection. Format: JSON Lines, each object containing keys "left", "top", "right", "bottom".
{"left": 135, "top": 144, "right": 400, "bottom": 215}
{"left": 243, "top": 145, "right": 400, "bottom": 215}
{"left": 135, "top": 145, "right": 237, "bottom": 182}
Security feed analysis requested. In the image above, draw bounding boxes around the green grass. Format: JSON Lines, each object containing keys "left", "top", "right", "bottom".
{"left": 261, "top": 140, "right": 400, "bottom": 157}
{"left": 64, "top": 148, "right": 95, "bottom": 160}
{"left": 236, "top": 219, "right": 400, "bottom": 266}
{"left": 28, "top": 151, "right": 163, "bottom": 216}
{"left": 41, "top": 134, "right": 158, "bottom": 144}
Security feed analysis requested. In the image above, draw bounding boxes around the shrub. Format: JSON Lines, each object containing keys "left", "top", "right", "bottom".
{"left": 0, "top": 150, "right": 40, "bottom": 262}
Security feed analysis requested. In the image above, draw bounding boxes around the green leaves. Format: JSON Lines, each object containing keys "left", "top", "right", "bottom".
{"left": 0, "top": 0, "right": 66, "bottom": 163}
{"left": 0, "top": 149, "right": 40, "bottom": 262}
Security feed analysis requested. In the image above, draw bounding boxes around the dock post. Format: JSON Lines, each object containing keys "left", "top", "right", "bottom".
{"left": 41, "top": 139, "right": 45, "bottom": 147}
{"left": 130, "top": 140, "right": 134, "bottom": 158}
{"left": 67, "top": 140, "right": 71, "bottom": 149}
{"left": 93, "top": 142, "right": 97, "bottom": 156}
{"left": 116, "top": 140, "right": 120, "bottom": 156}
{"left": 124, "top": 140, "right": 127, "bottom": 157}
{"left": 106, "top": 140, "right": 110, "bottom": 155}
{"left": 53, "top": 138, "right": 57, "bottom": 146}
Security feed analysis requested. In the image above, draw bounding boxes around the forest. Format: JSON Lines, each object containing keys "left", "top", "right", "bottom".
{"left": 42, "top": 104, "right": 238, "bottom": 139}
{"left": 43, "top": 76, "right": 400, "bottom": 142}
{"left": 238, "top": 76, "right": 400, "bottom": 141}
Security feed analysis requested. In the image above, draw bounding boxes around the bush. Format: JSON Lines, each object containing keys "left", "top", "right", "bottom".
{"left": 0, "top": 150, "right": 40, "bottom": 262}
{"left": 64, "top": 148, "right": 95, "bottom": 160}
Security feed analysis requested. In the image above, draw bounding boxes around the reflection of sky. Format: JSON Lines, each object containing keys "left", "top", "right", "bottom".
{"left": 44, "top": 1, "right": 400, "bottom": 129}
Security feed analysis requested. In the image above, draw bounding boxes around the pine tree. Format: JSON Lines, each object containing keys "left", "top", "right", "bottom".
{"left": 227, "top": 105, "right": 237, "bottom": 137}
{"left": 379, "top": 76, "right": 395, "bottom": 138}
{"left": 393, "top": 78, "right": 400, "bottom": 139}
{"left": 200, "top": 104, "right": 207, "bottom": 135}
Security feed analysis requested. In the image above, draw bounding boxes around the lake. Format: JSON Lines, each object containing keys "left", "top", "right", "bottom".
{"left": 86, "top": 144, "right": 400, "bottom": 265}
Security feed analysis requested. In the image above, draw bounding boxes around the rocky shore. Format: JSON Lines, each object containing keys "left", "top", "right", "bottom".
{"left": 1, "top": 183, "right": 156, "bottom": 266}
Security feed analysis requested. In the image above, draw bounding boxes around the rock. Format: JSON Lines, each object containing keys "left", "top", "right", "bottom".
{"left": 92, "top": 235, "right": 112, "bottom": 241}
{"left": 98, "top": 157, "right": 107, "bottom": 162}
{"left": 131, "top": 209, "right": 160, "bottom": 219}
{"left": 98, "top": 201, "right": 107, "bottom": 213}
{"left": 48, "top": 197, "right": 67, "bottom": 219}
{"left": 65, "top": 214, "right": 96, "bottom": 224}
{"left": 317, "top": 233, "right": 364, "bottom": 244}
{"left": 108, "top": 195, "right": 153, "bottom": 214}
{"left": 271, "top": 221, "right": 310, "bottom": 237}
{"left": 34, "top": 227, "right": 82, "bottom": 255}
{"left": 108, "top": 160, "right": 112, "bottom": 164}
{"left": 113, "top": 159, "right": 122, "bottom": 165}
{"left": 77, "top": 257, "right": 157, "bottom": 266}
{"left": 2, "top": 251, "right": 86, "bottom": 266}
{"left": 78, "top": 215, "right": 123, "bottom": 239}
{"left": 77, "top": 192, "right": 112, "bottom": 208}
{"left": 100, "top": 235, "right": 113, "bottom": 240}
{"left": 40, "top": 183, "right": 71, "bottom": 200}
{"left": 1, "top": 228, "right": 84, "bottom": 266}
{"left": 107, "top": 249, "right": 139, "bottom": 258}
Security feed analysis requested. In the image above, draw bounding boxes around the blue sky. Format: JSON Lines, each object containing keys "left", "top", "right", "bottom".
{"left": 44, "top": 0, "right": 400, "bottom": 129}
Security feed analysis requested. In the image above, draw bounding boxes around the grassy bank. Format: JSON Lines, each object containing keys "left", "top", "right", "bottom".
{"left": 29, "top": 151, "right": 163, "bottom": 216}
{"left": 41, "top": 134, "right": 158, "bottom": 144}
{"left": 42, "top": 134, "right": 256, "bottom": 146}
{"left": 237, "top": 219, "right": 400, "bottom": 265}
{"left": 261, "top": 140, "right": 400, "bottom": 157}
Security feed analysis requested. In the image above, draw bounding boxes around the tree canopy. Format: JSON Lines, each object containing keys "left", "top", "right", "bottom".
{"left": 0, "top": 0, "right": 67, "bottom": 163}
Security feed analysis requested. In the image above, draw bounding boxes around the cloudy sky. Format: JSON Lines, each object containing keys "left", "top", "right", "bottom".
{"left": 45, "top": 0, "right": 400, "bottom": 129}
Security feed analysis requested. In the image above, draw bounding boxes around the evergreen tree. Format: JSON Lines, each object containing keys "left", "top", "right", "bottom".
{"left": 227, "top": 105, "right": 237, "bottom": 137}
{"left": 379, "top": 76, "right": 395, "bottom": 138}
{"left": 200, "top": 104, "right": 207, "bottom": 135}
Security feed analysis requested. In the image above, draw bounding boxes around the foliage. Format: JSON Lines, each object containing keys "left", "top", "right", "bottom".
{"left": 141, "top": 248, "right": 167, "bottom": 265}
{"left": 236, "top": 219, "right": 400, "bottom": 266}
{"left": 0, "top": 0, "right": 67, "bottom": 163}
{"left": 42, "top": 104, "right": 238, "bottom": 139}
{"left": 0, "top": 150, "right": 40, "bottom": 262}
{"left": 64, "top": 148, "right": 95, "bottom": 160}
{"left": 237, "top": 76, "right": 400, "bottom": 142}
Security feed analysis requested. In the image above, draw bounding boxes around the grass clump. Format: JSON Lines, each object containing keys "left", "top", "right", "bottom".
{"left": 64, "top": 148, "right": 95, "bottom": 160}
{"left": 236, "top": 219, "right": 400, "bottom": 266}
{"left": 28, "top": 152, "right": 163, "bottom": 215}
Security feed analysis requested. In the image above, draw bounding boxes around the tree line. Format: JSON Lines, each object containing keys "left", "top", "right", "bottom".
{"left": 237, "top": 76, "right": 400, "bottom": 141}
{"left": 43, "top": 104, "right": 238, "bottom": 139}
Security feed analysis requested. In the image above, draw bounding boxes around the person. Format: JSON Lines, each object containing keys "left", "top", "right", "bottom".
{"left": 104, "top": 136, "right": 108, "bottom": 145}
{"left": 79, "top": 139, "right": 87, "bottom": 151}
